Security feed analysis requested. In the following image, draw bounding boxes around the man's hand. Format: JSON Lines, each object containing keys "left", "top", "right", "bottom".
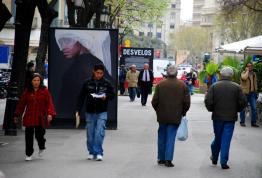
{"left": 14, "top": 117, "right": 18, "bottom": 124}
{"left": 75, "top": 112, "right": 80, "bottom": 128}
{"left": 101, "top": 96, "right": 106, "bottom": 100}
{"left": 47, "top": 115, "right": 52, "bottom": 123}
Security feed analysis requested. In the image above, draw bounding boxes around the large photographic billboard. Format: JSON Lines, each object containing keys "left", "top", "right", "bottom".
{"left": 49, "top": 28, "right": 118, "bottom": 129}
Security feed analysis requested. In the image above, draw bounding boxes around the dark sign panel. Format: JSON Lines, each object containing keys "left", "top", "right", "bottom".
{"left": 120, "top": 47, "right": 154, "bottom": 71}
{"left": 49, "top": 28, "right": 118, "bottom": 129}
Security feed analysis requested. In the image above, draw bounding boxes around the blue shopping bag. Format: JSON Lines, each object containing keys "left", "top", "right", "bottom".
{"left": 176, "top": 117, "right": 188, "bottom": 141}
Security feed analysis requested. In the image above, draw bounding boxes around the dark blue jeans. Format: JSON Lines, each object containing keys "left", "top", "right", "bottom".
{"left": 128, "top": 87, "right": 137, "bottom": 101}
{"left": 240, "top": 92, "right": 257, "bottom": 124}
{"left": 157, "top": 123, "right": 178, "bottom": 161}
{"left": 211, "top": 120, "right": 235, "bottom": 165}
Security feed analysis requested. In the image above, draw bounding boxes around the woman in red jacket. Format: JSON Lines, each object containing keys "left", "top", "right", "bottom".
{"left": 14, "top": 73, "right": 56, "bottom": 161}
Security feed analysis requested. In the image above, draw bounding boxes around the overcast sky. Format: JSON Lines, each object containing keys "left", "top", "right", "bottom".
{"left": 180, "top": 0, "right": 193, "bottom": 21}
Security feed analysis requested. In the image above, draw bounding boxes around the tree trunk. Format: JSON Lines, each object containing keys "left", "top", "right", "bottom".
{"left": 35, "top": 0, "right": 58, "bottom": 76}
{"left": 3, "top": 0, "right": 36, "bottom": 135}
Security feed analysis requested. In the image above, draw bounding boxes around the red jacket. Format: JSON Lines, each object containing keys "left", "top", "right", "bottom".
{"left": 14, "top": 87, "right": 56, "bottom": 128}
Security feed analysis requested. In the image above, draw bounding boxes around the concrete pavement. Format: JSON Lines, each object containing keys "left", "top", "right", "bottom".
{"left": 0, "top": 94, "right": 262, "bottom": 178}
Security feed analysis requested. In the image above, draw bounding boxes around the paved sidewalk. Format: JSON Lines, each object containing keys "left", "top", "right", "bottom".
{"left": 0, "top": 94, "right": 261, "bottom": 178}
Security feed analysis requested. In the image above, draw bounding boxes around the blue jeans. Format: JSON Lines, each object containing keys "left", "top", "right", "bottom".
{"left": 188, "top": 85, "right": 194, "bottom": 95}
{"left": 240, "top": 92, "right": 257, "bottom": 124}
{"left": 157, "top": 123, "right": 178, "bottom": 161}
{"left": 85, "top": 112, "right": 107, "bottom": 156}
{"left": 128, "top": 87, "right": 137, "bottom": 101}
{"left": 211, "top": 120, "right": 235, "bottom": 165}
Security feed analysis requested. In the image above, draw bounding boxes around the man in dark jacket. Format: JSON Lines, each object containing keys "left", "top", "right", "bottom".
{"left": 138, "top": 63, "right": 154, "bottom": 106}
{"left": 119, "top": 65, "right": 127, "bottom": 95}
{"left": 205, "top": 67, "right": 247, "bottom": 169}
{"left": 76, "top": 64, "right": 115, "bottom": 161}
{"left": 152, "top": 65, "right": 190, "bottom": 167}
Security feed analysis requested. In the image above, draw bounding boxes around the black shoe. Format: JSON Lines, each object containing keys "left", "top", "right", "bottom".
{"left": 240, "top": 122, "right": 246, "bottom": 127}
{"left": 210, "top": 156, "right": 217, "bottom": 165}
{"left": 251, "top": 123, "right": 259, "bottom": 127}
{"left": 157, "top": 160, "right": 165, "bottom": 165}
{"left": 165, "top": 160, "right": 174, "bottom": 167}
{"left": 221, "top": 164, "right": 230, "bottom": 169}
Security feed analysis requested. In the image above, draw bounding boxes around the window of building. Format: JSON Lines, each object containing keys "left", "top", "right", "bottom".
{"left": 139, "top": 31, "right": 144, "bottom": 36}
{"left": 171, "top": 3, "right": 176, "bottom": 8}
{"left": 170, "top": 24, "right": 175, "bottom": 29}
{"left": 170, "top": 12, "right": 176, "bottom": 20}
{"left": 148, "top": 23, "right": 153, "bottom": 28}
{"left": 147, "top": 32, "right": 153, "bottom": 37}
{"left": 156, "top": 32, "right": 161, "bottom": 38}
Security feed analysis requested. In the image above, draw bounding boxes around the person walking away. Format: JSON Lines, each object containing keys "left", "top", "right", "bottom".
{"left": 205, "top": 67, "right": 247, "bottom": 169}
{"left": 126, "top": 64, "right": 139, "bottom": 102}
{"left": 239, "top": 62, "right": 259, "bottom": 127}
{"left": 186, "top": 69, "right": 197, "bottom": 95}
{"left": 119, "top": 65, "right": 127, "bottom": 95}
{"left": 14, "top": 73, "right": 56, "bottom": 161}
{"left": 151, "top": 65, "right": 190, "bottom": 167}
{"left": 138, "top": 63, "right": 154, "bottom": 106}
{"left": 25, "top": 61, "right": 35, "bottom": 88}
{"left": 76, "top": 64, "right": 115, "bottom": 161}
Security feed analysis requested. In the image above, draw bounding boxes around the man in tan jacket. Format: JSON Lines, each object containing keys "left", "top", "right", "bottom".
{"left": 240, "top": 62, "right": 259, "bottom": 127}
{"left": 126, "top": 64, "right": 140, "bottom": 102}
{"left": 152, "top": 65, "right": 190, "bottom": 167}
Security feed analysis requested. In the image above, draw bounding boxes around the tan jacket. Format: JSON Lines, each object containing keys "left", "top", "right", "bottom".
{"left": 240, "top": 70, "right": 257, "bottom": 94}
{"left": 151, "top": 77, "right": 191, "bottom": 125}
{"left": 126, "top": 70, "right": 140, "bottom": 87}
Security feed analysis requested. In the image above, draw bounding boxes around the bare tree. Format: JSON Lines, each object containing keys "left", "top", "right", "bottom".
{"left": 66, "top": 0, "right": 105, "bottom": 27}
{"left": 220, "top": 0, "right": 262, "bottom": 12}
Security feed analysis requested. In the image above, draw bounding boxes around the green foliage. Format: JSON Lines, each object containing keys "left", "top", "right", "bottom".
{"left": 106, "top": 0, "right": 170, "bottom": 30}
{"left": 254, "top": 62, "right": 262, "bottom": 92}
{"left": 215, "top": 6, "right": 262, "bottom": 42}
{"left": 206, "top": 62, "right": 219, "bottom": 75}
{"left": 221, "top": 56, "right": 241, "bottom": 83}
{"left": 169, "top": 26, "right": 212, "bottom": 61}
{"left": 198, "top": 70, "right": 207, "bottom": 84}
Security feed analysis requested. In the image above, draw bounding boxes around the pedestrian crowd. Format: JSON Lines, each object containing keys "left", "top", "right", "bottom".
{"left": 12, "top": 62, "right": 260, "bottom": 171}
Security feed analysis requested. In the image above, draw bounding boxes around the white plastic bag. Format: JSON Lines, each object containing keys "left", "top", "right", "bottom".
{"left": 176, "top": 117, "right": 188, "bottom": 141}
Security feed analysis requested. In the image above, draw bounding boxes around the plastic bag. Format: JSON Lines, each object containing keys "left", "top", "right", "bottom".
{"left": 176, "top": 117, "right": 188, "bottom": 141}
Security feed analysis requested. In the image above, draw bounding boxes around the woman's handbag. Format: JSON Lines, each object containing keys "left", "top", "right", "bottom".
{"left": 176, "top": 117, "right": 188, "bottom": 141}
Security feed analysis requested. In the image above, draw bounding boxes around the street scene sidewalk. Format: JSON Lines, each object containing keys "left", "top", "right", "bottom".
{"left": 0, "top": 94, "right": 262, "bottom": 178}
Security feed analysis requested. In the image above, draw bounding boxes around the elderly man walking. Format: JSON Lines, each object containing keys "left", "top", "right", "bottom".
{"left": 152, "top": 65, "right": 191, "bottom": 167}
{"left": 205, "top": 67, "right": 247, "bottom": 169}
{"left": 126, "top": 64, "right": 140, "bottom": 102}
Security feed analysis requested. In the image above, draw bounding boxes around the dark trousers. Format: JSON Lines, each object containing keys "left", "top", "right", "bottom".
{"left": 25, "top": 126, "right": 46, "bottom": 156}
{"left": 140, "top": 82, "right": 151, "bottom": 105}
{"left": 119, "top": 82, "right": 125, "bottom": 95}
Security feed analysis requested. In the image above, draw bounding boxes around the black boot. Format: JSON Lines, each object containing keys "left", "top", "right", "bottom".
{"left": 221, "top": 164, "right": 230, "bottom": 169}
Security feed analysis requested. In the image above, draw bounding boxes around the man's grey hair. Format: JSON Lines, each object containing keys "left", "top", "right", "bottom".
{"left": 167, "top": 65, "right": 178, "bottom": 77}
{"left": 220, "top": 67, "right": 234, "bottom": 78}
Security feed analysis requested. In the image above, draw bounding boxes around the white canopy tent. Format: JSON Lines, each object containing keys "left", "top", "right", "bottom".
{"left": 216, "top": 35, "right": 262, "bottom": 55}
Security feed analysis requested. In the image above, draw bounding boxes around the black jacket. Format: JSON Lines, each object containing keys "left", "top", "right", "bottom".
{"left": 76, "top": 77, "right": 115, "bottom": 114}
{"left": 138, "top": 69, "right": 154, "bottom": 87}
{"left": 205, "top": 79, "right": 247, "bottom": 121}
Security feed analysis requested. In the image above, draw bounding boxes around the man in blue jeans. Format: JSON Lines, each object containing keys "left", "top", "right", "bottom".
{"left": 152, "top": 65, "right": 190, "bottom": 167}
{"left": 76, "top": 64, "right": 115, "bottom": 161}
{"left": 240, "top": 62, "right": 259, "bottom": 127}
{"left": 205, "top": 67, "right": 247, "bottom": 169}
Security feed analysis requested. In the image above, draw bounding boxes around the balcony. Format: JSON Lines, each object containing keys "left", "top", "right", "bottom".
{"left": 4, "top": 17, "right": 38, "bottom": 29}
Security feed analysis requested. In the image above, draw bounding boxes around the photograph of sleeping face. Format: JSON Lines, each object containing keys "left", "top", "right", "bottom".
{"left": 49, "top": 28, "right": 118, "bottom": 126}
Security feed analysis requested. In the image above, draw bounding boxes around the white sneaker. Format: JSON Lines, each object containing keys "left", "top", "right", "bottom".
{"left": 96, "top": 155, "right": 103, "bottom": 161}
{"left": 25, "top": 156, "right": 32, "bottom": 161}
{"left": 87, "top": 154, "right": 95, "bottom": 160}
{"left": 38, "top": 149, "right": 45, "bottom": 157}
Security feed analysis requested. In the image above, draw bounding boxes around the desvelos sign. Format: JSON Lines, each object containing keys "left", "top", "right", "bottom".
{"left": 122, "top": 47, "right": 154, "bottom": 58}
